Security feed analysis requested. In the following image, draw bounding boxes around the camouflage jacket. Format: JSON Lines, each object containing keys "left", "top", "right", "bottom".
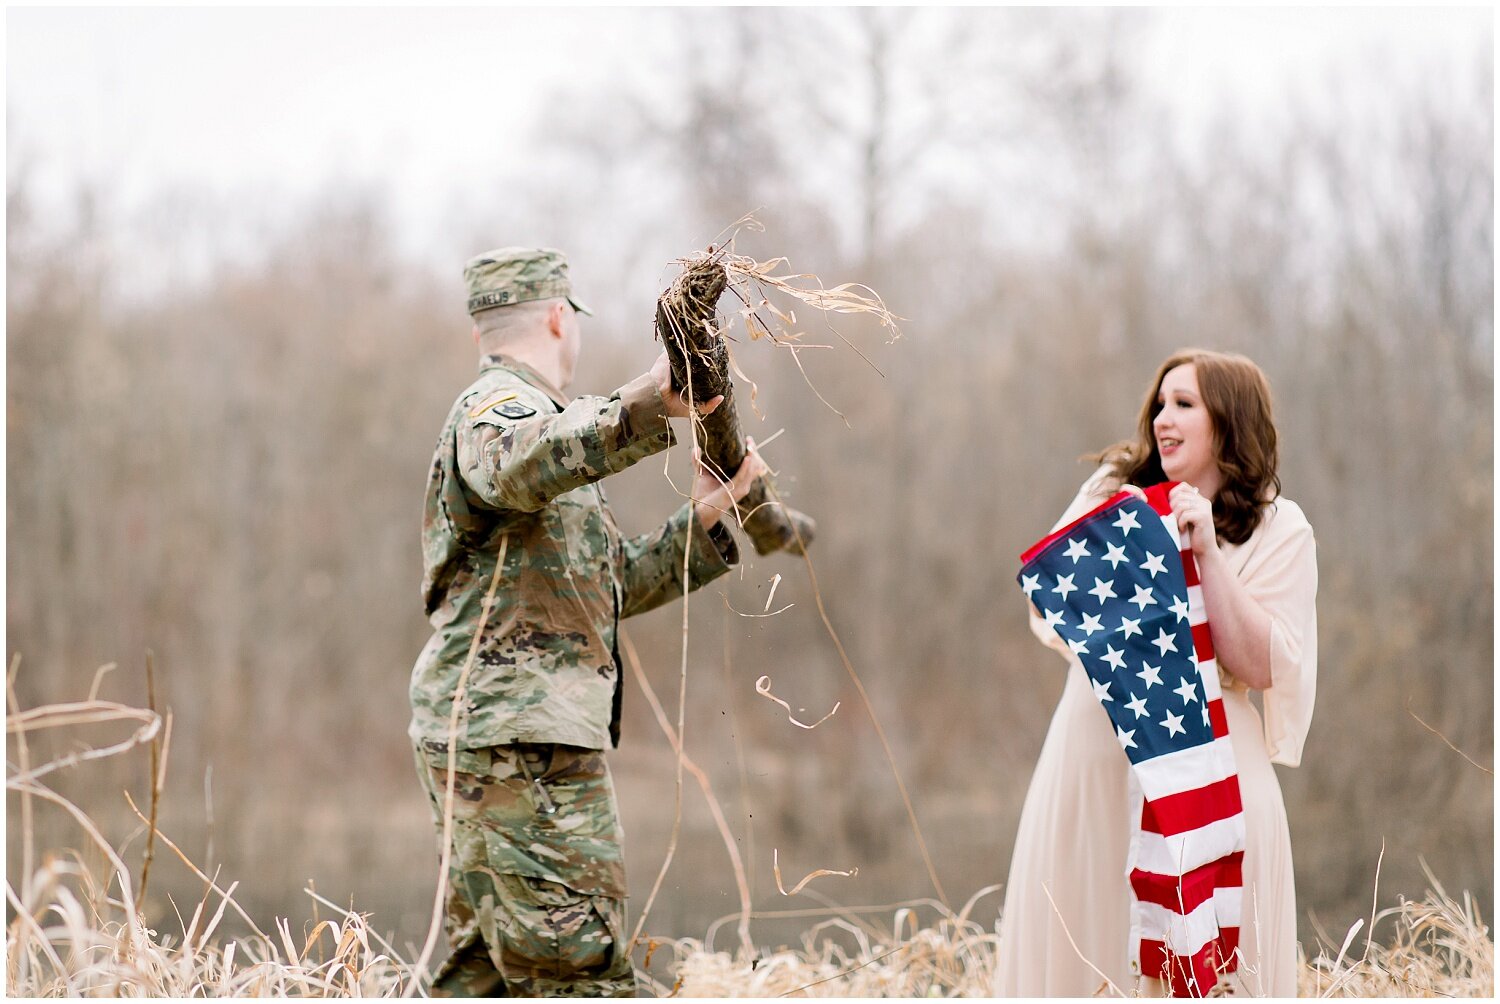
{"left": 410, "top": 355, "right": 739, "bottom": 751}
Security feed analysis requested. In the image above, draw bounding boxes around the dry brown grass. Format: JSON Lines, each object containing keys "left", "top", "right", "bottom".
{"left": 8, "top": 863, "right": 408, "bottom": 997}
{"left": 649, "top": 891, "right": 1001, "bottom": 998}
{"left": 657, "top": 884, "right": 1493, "bottom": 998}
{"left": 9, "top": 860, "right": 1492, "bottom": 998}
{"left": 6, "top": 677, "right": 411, "bottom": 997}
{"left": 8, "top": 680, "right": 1492, "bottom": 998}
{"left": 1297, "top": 878, "right": 1494, "bottom": 998}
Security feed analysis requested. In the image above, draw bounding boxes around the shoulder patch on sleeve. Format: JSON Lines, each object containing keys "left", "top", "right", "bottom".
{"left": 469, "top": 391, "right": 539, "bottom": 423}
{"left": 493, "top": 401, "right": 538, "bottom": 420}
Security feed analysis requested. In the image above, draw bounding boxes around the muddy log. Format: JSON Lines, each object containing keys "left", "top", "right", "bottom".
{"left": 655, "top": 260, "right": 816, "bottom": 556}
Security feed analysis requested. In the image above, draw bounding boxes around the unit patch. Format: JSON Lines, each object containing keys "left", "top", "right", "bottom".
{"left": 470, "top": 391, "right": 540, "bottom": 424}
{"left": 493, "top": 401, "right": 538, "bottom": 420}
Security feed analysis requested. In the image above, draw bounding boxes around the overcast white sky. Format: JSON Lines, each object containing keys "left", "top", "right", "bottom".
{"left": 5, "top": 5, "right": 1493, "bottom": 262}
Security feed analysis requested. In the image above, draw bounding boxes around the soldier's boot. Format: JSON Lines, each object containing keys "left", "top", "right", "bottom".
{"left": 430, "top": 930, "right": 508, "bottom": 998}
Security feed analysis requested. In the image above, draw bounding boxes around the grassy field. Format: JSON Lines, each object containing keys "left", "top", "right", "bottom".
{"left": 5, "top": 850, "right": 1492, "bottom": 997}
{"left": 7, "top": 692, "right": 1492, "bottom": 997}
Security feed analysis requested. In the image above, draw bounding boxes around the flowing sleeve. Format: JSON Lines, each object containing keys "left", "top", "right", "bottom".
{"left": 1027, "top": 465, "right": 1117, "bottom": 660}
{"left": 1237, "top": 498, "right": 1319, "bottom": 766}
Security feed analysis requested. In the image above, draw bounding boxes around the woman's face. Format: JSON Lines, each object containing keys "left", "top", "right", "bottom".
{"left": 1153, "top": 363, "right": 1219, "bottom": 494}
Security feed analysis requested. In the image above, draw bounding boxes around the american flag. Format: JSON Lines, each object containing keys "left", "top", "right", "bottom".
{"left": 1018, "top": 482, "right": 1244, "bottom": 996}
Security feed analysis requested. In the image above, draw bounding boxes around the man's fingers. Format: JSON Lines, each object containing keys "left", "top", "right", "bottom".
{"left": 724, "top": 439, "right": 768, "bottom": 501}
{"left": 697, "top": 394, "right": 725, "bottom": 415}
{"left": 651, "top": 353, "right": 673, "bottom": 394}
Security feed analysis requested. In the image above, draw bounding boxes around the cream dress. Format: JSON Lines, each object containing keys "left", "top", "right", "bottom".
{"left": 995, "top": 469, "right": 1318, "bottom": 997}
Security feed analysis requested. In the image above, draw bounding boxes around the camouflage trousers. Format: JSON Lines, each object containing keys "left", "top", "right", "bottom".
{"left": 413, "top": 741, "right": 637, "bottom": 997}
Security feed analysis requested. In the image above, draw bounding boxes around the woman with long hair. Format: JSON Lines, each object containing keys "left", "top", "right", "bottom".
{"left": 995, "top": 349, "right": 1318, "bottom": 996}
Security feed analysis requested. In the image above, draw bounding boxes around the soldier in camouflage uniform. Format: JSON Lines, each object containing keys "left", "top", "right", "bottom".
{"left": 411, "top": 248, "right": 766, "bottom": 997}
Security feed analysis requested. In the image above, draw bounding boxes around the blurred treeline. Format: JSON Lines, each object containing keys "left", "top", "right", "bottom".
{"left": 7, "top": 9, "right": 1492, "bottom": 958}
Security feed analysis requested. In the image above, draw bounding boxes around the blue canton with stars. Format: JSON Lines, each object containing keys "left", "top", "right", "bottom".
{"left": 1019, "top": 495, "right": 1213, "bottom": 764}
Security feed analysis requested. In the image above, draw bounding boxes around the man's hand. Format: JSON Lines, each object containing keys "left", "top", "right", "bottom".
{"left": 693, "top": 437, "right": 769, "bottom": 530}
{"left": 651, "top": 351, "right": 724, "bottom": 420}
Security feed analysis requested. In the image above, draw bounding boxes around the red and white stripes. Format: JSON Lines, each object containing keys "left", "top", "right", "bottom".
{"left": 1129, "top": 483, "right": 1245, "bottom": 996}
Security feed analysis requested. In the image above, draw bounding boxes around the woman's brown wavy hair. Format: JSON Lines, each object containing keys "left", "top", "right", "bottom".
{"left": 1092, "top": 349, "right": 1281, "bottom": 546}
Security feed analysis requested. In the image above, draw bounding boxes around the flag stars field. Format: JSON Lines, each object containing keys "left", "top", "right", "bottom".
{"left": 1019, "top": 492, "right": 1220, "bottom": 758}
{"left": 1174, "top": 678, "right": 1200, "bottom": 705}
{"left": 1129, "top": 584, "right": 1157, "bottom": 611}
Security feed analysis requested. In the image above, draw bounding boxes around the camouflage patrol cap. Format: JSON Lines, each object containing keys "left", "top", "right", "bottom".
{"left": 463, "top": 247, "right": 593, "bottom": 317}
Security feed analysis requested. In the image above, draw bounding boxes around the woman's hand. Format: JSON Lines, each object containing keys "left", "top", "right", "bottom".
{"left": 1171, "top": 481, "right": 1218, "bottom": 560}
{"left": 1170, "top": 480, "right": 1277, "bottom": 691}
{"left": 693, "top": 437, "right": 768, "bottom": 530}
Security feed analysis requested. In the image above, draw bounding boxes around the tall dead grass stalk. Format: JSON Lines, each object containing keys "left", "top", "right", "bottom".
{"left": 762, "top": 477, "right": 950, "bottom": 910}
{"left": 7, "top": 674, "right": 415, "bottom": 996}
{"left": 625, "top": 350, "right": 709, "bottom": 955}
{"left": 405, "top": 535, "right": 509, "bottom": 995}
{"left": 621, "top": 630, "right": 756, "bottom": 957}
